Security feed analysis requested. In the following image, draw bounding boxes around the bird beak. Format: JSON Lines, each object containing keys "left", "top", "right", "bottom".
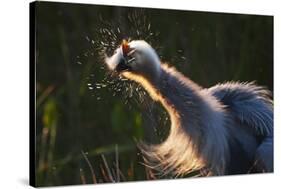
{"left": 105, "top": 39, "right": 133, "bottom": 72}
{"left": 121, "top": 39, "right": 130, "bottom": 57}
{"left": 114, "top": 39, "right": 132, "bottom": 72}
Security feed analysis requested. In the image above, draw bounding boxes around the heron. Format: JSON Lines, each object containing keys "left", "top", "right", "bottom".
{"left": 105, "top": 40, "right": 273, "bottom": 176}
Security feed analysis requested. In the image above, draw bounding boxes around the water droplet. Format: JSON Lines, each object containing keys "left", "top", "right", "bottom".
{"left": 77, "top": 61, "right": 82, "bottom": 65}
{"left": 88, "top": 87, "right": 93, "bottom": 90}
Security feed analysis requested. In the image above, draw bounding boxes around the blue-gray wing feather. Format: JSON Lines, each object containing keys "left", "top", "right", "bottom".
{"left": 208, "top": 81, "right": 273, "bottom": 137}
{"left": 207, "top": 82, "right": 273, "bottom": 172}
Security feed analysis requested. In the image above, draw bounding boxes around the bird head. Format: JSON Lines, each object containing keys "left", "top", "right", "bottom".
{"left": 105, "top": 40, "right": 161, "bottom": 83}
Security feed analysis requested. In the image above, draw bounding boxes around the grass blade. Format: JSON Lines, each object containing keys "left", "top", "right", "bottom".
{"left": 115, "top": 144, "right": 120, "bottom": 182}
{"left": 101, "top": 154, "right": 114, "bottom": 182}
{"left": 81, "top": 151, "right": 97, "bottom": 184}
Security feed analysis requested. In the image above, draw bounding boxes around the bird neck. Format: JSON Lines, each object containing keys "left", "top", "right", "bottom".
{"left": 124, "top": 63, "right": 229, "bottom": 175}
{"left": 154, "top": 64, "right": 205, "bottom": 131}
{"left": 123, "top": 63, "right": 206, "bottom": 135}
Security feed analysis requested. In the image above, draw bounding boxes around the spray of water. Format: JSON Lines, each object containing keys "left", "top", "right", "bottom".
{"left": 76, "top": 9, "right": 186, "bottom": 145}
{"left": 72, "top": 9, "right": 192, "bottom": 180}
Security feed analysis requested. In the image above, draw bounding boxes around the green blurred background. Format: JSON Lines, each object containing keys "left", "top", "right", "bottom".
{"left": 34, "top": 1, "right": 273, "bottom": 186}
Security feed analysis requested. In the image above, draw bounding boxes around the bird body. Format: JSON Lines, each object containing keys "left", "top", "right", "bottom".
{"left": 208, "top": 82, "right": 273, "bottom": 174}
{"left": 105, "top": 40, "right": 273, "bottom": 176}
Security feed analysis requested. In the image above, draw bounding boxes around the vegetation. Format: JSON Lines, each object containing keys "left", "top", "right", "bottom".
{"left": 34, "top": 1, "right": 273, "bottom": 186}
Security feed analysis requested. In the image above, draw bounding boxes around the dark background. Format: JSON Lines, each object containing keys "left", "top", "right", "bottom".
{"left": 34, "top": 1, "right": 273, "bottom": 186}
